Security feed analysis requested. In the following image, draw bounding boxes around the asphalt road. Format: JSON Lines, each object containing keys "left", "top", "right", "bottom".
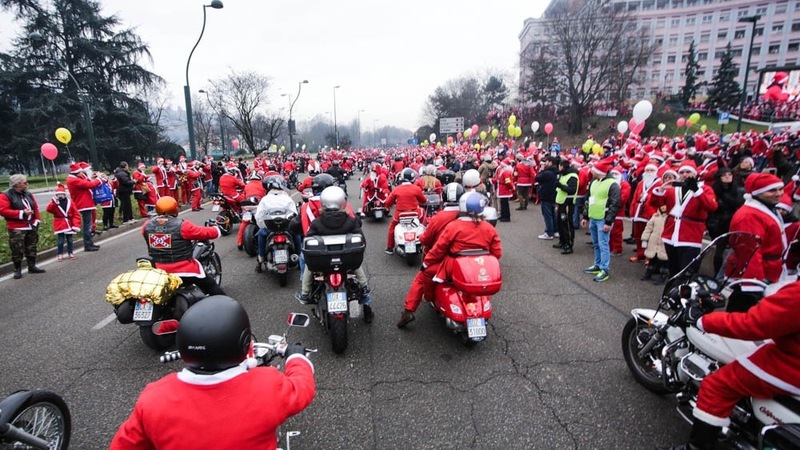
{"left": 0, "top": 176, "right": 689, "bottom": 449}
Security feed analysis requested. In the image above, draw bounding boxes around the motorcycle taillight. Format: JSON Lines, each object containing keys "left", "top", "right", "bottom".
{"left": 274, "top": 234, "right": 287, "bottom": 244}
{"left": 404, "top": 231, "right": 416, "bottom": 242}
{"left": 328, "top": 273, "right": 343, "bottom": 287}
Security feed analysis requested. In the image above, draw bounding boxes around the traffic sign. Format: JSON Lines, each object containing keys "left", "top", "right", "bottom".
{"left": 718, "top": 112, "right": 730, "bottom": 124}
{"left": 439, "top": 117, "right": 464, "bottom": 134}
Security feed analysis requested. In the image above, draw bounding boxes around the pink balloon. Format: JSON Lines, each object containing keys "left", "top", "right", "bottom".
{"left": 629, "top": 118, "right": 638, "bottom": 131}
{"left": 41, "top": 143, "right": 58, "bottom": 161}
{"left": 232, "top": 139, "right": 240, "bottom": 149}
{"left": 446, "top": 136, "right": 454, "bottom": 144}
{"left": 544, "top": 123, "right": 553, "bottom": 135}
{"left": 685, "top": 120, "right": 693, "bottom": 128}
{"left": 676, "top": 117, "right": 686, "bottom": 128}
{"left": 632, "top": 121, "right": 645, "bottom": 134}
{"left": 471, "top": 124, "right": 479, "bottom": 135}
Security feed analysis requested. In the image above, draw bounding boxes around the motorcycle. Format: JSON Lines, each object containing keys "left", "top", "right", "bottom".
{"left": 301, "top": 233, "right": 367, "bottom": 354}
{"left": 428, "top": 249, "right": 502, "bottom": 347}
{"left": 107, "top": 237, "right": 221, "bottom": 351}
{"left": 0, "top": 390, "right": 70, "bottom": 449}
{"left": 360, "top": 191, "right": 388, "bottom": 222}
{"left": 621, "top": 232, "right": 800, "bottom": 449}
{"left": 211, "top": 193, "right": 242, "bottom": 236}
{"left": 286, "top": 171, "right": 299, "bottom": 190}
{"left": 258, "top": 208, "right": 300, "bottom": 287}
{"left": 392, "top": 210, "right": 426, "bottom": 266}
{"left": 240, "top": 196, "right": 262, "bottom": 257}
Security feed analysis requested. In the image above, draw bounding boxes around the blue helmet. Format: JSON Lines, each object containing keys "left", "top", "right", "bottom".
{"left": 459, "top": 191, "right": 486, "bottom": 215}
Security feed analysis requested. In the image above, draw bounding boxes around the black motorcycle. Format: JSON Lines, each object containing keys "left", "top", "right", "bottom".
{"left": 286, "top": 171, "right": 299, "bottom": 190}
{"left": 0, "top": 390, "right": 70, "bottom": 449}
{"left": 258, "top": 208, "right": 300, "bottom": 287}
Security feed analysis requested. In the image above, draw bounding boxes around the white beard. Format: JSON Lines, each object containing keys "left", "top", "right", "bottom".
{"left": 83, "top": 169, "right": 93, "bottom": 178}
{"left": 642, "top": 172, "right": 657, "bottom": 188}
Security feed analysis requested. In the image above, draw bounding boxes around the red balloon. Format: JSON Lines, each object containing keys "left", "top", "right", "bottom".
{"left": 232, "top": 139, "right": 240, "bottom": 150}
{"left": 41, "top": 143, "right": 58, "bottom": 161}
{"left": 446, "top": 136, "right": 454, "bottom": 144}
{"left": 676, "top": 117, "right": 686, "bottom": 128}
{"left": 471, "top": 124, "right": 479, "bottom": 135}
{"left": 632, "top": 121, "right": 645, "bottom": 134}
{"left": 544, "top": 123, "right": 554, "bottom": 135}
{"left": 629, "top": 118, "right": 638, "bottom": 131}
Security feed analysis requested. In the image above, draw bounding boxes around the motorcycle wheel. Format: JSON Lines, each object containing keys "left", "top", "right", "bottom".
{"left": 140, "top": 325, "right": 175, "bottom": 351}
{"left": 206, "top": 252, "right": 223, "bottom": 286}
{"left": 6, "top": 391, "right": 71, "bottom": 450}
{"left": 621, "top": 317, "right": 670, "bottom": 394}
{"left": 460, "top": 332, "right": 480, "bottom": 349}
{"left": 218, "top": 212, "right": 232, "bottom": 236}
{"left": 329, "top": 314, "right": 348, "bottom": 354}
{"left": 278, "top": 272, "right": 288, "bottom": 287}
{"left": 404, "top": 252, "right": 419, "bottom": 267}
{"left": 243, "top": 223, "right": 258, "bottom": 257}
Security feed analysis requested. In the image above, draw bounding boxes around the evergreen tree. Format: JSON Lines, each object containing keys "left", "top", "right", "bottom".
{"left": 680, "top": 40, "right": 701, "bottom": 107}
{"left": 522, "top": 49, "right": 562, "bottom": 110}
{"left": 706, "top": 43, "right": 741, "bottom": 110}
{"left": 482, "top": 75, "right": 509, "bottom": 112}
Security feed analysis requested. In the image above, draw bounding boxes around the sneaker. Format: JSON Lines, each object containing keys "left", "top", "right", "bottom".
{"left": 363, "top": 304, "right": 375, "bottom": 324}
{"left": 294, "top": 292, "right": 313, "bottom": 305}
{"left": 537, "top": 233, "right": 554, "bottom": 240}
{"left": 554, "top": 233, "right": 560, "bottom": 238}
{"left": 592, "top": 270, "right": 610, "bottom": 282}
{"left": 57, "top": 254, "right": 63, "bottom": 262}
{"left": 583, "top": 265, "right": 601, "bottom": 274}
{"left": 397, "top": 310, "right": 415, "bottom": 328}
{"left": 385, "top": 248, "right": 393, "bottom": 255}
{"left": 69, "top": 253, "right": 76, "bottom": 260}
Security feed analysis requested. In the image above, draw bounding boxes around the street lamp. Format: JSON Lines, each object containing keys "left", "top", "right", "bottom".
{"left": 737, "top": 14, "right": 760, "bottom": 132}
{"left": 283, "top": 80, "right": 308, "bottom": 154}
{"left": 198, "top": 89, "right": 226, "bottom": 158}
{"left": 357, "top": 109, "right": 365, "bottom": 147}
{"left": 333, "top": 85, "right": 340, "bottom": 147}
{"left": 184, "top": 0, "right": 223, "bottom": 161}
{"left": 29, "top": 31, "right": 99, "bottom": 169}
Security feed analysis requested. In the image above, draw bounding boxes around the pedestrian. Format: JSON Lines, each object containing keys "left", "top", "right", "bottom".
{"left": 132, "top": 163, "right": 153, "bottom": 218}
{"left": 707, "top": 167, "right": 744, "bottom": 274}
{"left": 114, "top": 161, "right": 135, "bottom": 224}
{"left": 94, "top": 172, "right": 118, "bottom": 230}
{"left": 554, "top": 158, "right": 579, "bottom": 253}
{"left": 581, "top": 156, "right": 622, "bottom": 282}
{"left": 535, "top": 156, "right": 559, "bottom": 238}
{"left": 46, "top": 183, "right": 80, "bottom": 261}
{"left": 495, "top": 158, "right": 515, "bottom": 222}
{"left": 609, "top": 168, "right": 631, "bottom": 256}
{"left": 513, "top": 154, "right": 534, "bottom": 211}
{"left": 640, "top": 205, "right": 669, "bottom": 284}
{"left": 0, "top": 174, "right": 46, "bottom": 279}
{"left": 628, "top": 162, "right": 660, "bottom": 262}
{"left": 66, "top": 161, "right": 102, "bottom": 251}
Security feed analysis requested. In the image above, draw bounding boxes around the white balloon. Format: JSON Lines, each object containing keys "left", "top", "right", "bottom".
{"left": 429, "top": 133, "right": 437, "bottom": 142}
{"left": 531, "top": 121, "right": 540, "bottom": 133}
{"left": 632, "top": 100, "right": 653, "bottom": 123}
{"left": 617, "top": 121, "right": 629, "bottom": 134}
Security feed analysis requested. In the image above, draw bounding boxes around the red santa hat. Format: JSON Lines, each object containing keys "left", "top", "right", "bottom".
{"left": 79, "top": 161, "right": 90, "bottom": 170}
{"left": 55, "top": 183, "right": 66, "bottom": 193}
{"left": 187, "top": 161, "right": 195, "bottom": 169}
{"left": 658, "top": 165, "right": 677, "bottom": 179}
{"left": 592, "top": 156, "right": 616, "bottom": 177}
{"left": 777, "top": 192, "right": 793, "bottom": 212}
{"left": 157, "top": 157, "right": 164, "bottom": 163}
{"left": 672, "top": 150, "right": 686, "bottom": 163}
{"left": 179, "top": 155, "right": 187, "bottom": 161}
{"left": 745, "top": 173, "right": 783, "bottom": 196}
{"left": 69, "top": 162, "right": 82, "bottom": 173}
{"left": 645, "top": 162, "right": 659, "bottom": 171}
{"left": 678, "top": 160, "right": 697, "bottom": 176}
{"left": 137, "top": 162, "right": 146, "bottom": 170}
{"left": 650, "top": 151, "right": 665, "bottom": 163}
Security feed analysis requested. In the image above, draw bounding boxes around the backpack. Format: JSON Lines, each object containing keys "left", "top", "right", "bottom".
{"left": 92, "top": 182, "right": 113, "bottom": 204}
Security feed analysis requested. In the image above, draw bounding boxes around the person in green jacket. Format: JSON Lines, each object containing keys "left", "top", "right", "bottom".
{"left": 554, "top": 158, "right": 579, "bottom": 254}
{"left": 580, "top": 156, "right": 621, "bottom": 282}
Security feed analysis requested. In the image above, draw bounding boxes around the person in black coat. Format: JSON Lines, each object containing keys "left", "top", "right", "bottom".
{"left": 114, "top": 162, "right": 135, "bottom": 223}
{"left": 534, "top": 156, "right": 559, "bottom": 239}
{"left": 707, "top": 167, "right": 744, "bottom": 274}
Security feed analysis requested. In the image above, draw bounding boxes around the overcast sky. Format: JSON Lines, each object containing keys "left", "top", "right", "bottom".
{"left": 2, "top": 0, "right": 549, "bottom": 133}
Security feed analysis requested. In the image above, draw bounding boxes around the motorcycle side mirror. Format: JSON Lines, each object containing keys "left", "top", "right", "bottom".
{"left": 358, "top": 177, "right": 363, "bottom": 181}
{"left": 287, "top": 313, "right": 310, "bottom": 328}
{"left": 678, "top": 284, "right": 694, "bottom": 300}
{"left": 152, "top": 319, "right": 180, "bottom": 335}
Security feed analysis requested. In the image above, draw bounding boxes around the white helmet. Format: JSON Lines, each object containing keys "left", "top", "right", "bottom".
{"left": 423, "top": 164, "right": 436, "bottom": 176}
{"left": 320, "top": 186, "right": 347, "bottom": 212}
{"left": 462, "top": 169, "right": 481, "bottom": 188}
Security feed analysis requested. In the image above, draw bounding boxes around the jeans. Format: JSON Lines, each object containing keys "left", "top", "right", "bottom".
{"left": 80, "top": 209, "right": 95, "bottom": 248}
{"left": 295, "top": 234, "right": 305, "bottom": 281}
{"left": 541, "top": 201, "right": 556, "bottom": 236}
{"left": 257, "top": 228, "right": 270, "bottom": 257}
{"left": 590, "top": 219, "right": 611, "bottom": 272}
{"left": 57, "top": 233, "right": 74, "bottom": 255}
{"left": 573, "top": 197, "right": 585, "bottom": 229}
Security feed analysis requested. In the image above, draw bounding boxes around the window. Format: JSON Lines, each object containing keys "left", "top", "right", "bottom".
{"left": 769, "top": 45, "right": 781, "bottom": 54}
{"left": 651, "top": 73, "right": 660, "bottom": 81}
{"left": 697, "top": 70, "right": 706, "bottom": 77}
{"left": 669, "top": 36, "right": 679, "bottom": 45}
{"left": 792, "top": 23, "right": 800, "bottom": 32}
{"left": 698, "top": 52, "right": 708, "bottom": 60}
{"left": 702, "top": 15, "right": 713, "bottom": 23}
{"left": 756, "top": 7, "right": 767, "bottom": 15}
{"left": 668, "top": 55, "right": 677, "bottom": 63}
{"left": 671, "top": 18, "right": 681, "bottom": 27}
{"left": 719, "top": 14, "right": 729, "bottom": 21}
{"left": 685, "top": 33, "right": 694, "bottom": 41}
{"left": 732, "top": 48, "right": 743, "bottom": 57}
{"left": 681, "top": 54, "right": 688, "bottom": 62}
{"left": 752, "top": 47, "right": 761, "bottom": 55}
{"left": 714, "top": 50, "right": 725, "bottom": 58}
{"left": 686, "top": 16, "right": 696, "bottom": 25}
{"left": 656, "top": 19, "right": 665, "bottom": 28}
{"left": 700, "top": 33, "right": 710, "bottom": 43}
{"left": 628, "top": 2, "right": 639, "bottom": 11}
{"left": 665, "top": 72, "right": 674, "bottom": 81}
{"left": 688, "top": 0, "right": 697, "bottom": 6}
{"left": 655, "top": 38, "right": 664, "bottom": 45}
{"left": 772, "top": 25, "right": 784, "bottom": 33}
{"left": 789, "top": 42, "right": 800, "bottom": 52}
{"left": 776, "top": 6, "right": 786, "bottom": 14}
{"left": 737, "top": 10, "right": 750, "bottom": 18}
{"left": 718, "top": 31, "right": 727, "bottom": 39}
{"left": 754, "top": 27, "right": 764, "bottom": 37}
{"left": 734, "top": 29, "right": 746, "bottom": 39}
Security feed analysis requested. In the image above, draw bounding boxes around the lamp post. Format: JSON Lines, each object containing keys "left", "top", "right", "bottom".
{"left": 184, "top": 0, "right": 223, "bottom": 161}
{"left": 333, "top": 85, "right": 340, "bottom": 147}
{"left": 283, "top": 80, "right": 308, "bottom": 154}
{"left": 357, "top": 109, "right": 365, "bottom": 147}
{"left": 198, "top": 89, "right": 226, "bottom": 159}
{"left": 29, "top": 31, "right": 99, "bottom": 169}
{"left": 737, "top": 14, "right": 760, "bottom": 132}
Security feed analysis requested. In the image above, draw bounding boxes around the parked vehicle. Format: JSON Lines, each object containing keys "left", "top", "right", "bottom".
{"left": 0, "top": 389, "right": 70, "bottom": 449}
{"left": 391, "top": 210, "right": 426, "bottom": 266}
{"left": 621, "top": 232, "right": 800, "bottom": 450}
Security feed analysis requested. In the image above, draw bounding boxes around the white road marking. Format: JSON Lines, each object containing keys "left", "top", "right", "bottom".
{"left": 92, "top": 313, "right": 118, "bottom": 330}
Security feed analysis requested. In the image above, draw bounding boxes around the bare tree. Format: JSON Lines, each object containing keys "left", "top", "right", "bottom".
{"left": 251, "top": 113, "right": 284, "bottom": 151}
{"left": 211, "top": 69, "right": 271, "bottom": 155}
{"left": 193, "top": 95, "right": 216, "bottom": 157}
{"left": 606, "top": 25, "right": 653, "bottom": 106}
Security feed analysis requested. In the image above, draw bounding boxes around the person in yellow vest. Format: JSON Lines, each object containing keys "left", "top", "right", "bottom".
{"left": 580, "top": 156, "right": 621, "bottom": 282}
{"left": 554, "top": 158, "right": 579, "bottom": 254}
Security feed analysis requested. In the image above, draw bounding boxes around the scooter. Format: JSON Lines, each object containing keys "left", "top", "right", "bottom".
{"left": 392, "top": 210, "right": 426, "bottom": 266}
{"left": 423, "top": 192, "right": 442, "bottom": 222}
{"left": 360, "top": 191, "right": 387, "bottom": 222}
{"left": 258, "top": 208, "right": 300, "bottom": 287}
{"left": 0, "top": 390, "right": 70, "bottom": 449}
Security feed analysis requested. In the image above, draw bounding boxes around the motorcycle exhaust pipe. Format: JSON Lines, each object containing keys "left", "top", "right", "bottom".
{"left": 290, "top": 253, "right": 300, "bottom": 264}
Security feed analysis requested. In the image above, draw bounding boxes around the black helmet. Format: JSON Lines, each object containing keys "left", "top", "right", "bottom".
{"left": 311, "top": 173, "right": 336, "bottom": 195}
{"left": 177, "top": 295, "right": 251, "bottom": 372}
{"left": 435, "top": 169, "right": 456, "bottom": 185}
{"left": 262, "top": 175, "right": 286, "bottom": 192}
{"left": 442, "top": 182, "right": 465, "bottom": 206}
{"left": 399, "top": 168, "right": 417, "bottom": 183}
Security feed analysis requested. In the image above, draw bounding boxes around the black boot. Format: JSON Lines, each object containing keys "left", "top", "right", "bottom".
{"left": 654, "top": 267, "right": 669, "bottom": 285}
{"left": 27, "top": 258, "right": 46, "bottom": 274}
{"left": 640, "top": 266, "right": 653, "bottom": 281}
{"left": 657, "top": 419, "right": 720, "bottom": 450}
{"left": 13, "top": 261, "right": 22, "bottom": 279}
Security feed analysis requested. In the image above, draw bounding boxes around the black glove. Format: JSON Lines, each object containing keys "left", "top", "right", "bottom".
{"left": 284, "top": 343, "right": 305, "bottom": 358}
{"left": 683, "top": 177, "right": 698, "bottom": 193}
{"left": 682, "top": 299, "right": 706, "bottom": 327}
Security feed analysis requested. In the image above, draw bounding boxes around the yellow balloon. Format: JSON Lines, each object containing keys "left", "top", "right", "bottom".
{"left": 463, "top": 129, "right": 471, "bottom": 138}
{"left": 592, "top": 143, "right": 602, "bottom": 154}
{"left": 437, "top": 142, "right": 442, "bottom": 147}
{"left": 515, "top": 126, "right": 522, "bottom": 137}
{"left": 700, "top": 124, "right": 708, "bottom": 132}
{"left": 582, "top": 142, "right": 592, "bottom": 153}
{"left": 688, "top": 113, "right": 701, "bottom": 125}
{"left": 474, "top": 143, "right": 481, "bottom": 150}
{"left": 55, "top": 127, "right": 72, "bottom": 145}
{"left": 280, "top": 146, "right": 285, "bottom": 151}
{"left": 480, "top": 131, "right": 487, "bottom": 140}
{"left": 491, "top": 128, "right": 499, "bottom": 138}
{"left": 423, "top": 140, "right": 428, "bottom": 146}
{"left": 508, "top": 114, "right": 517, "bottom": 125}
{"left": 507, "top": 124, "right": 515, "bottom": 135}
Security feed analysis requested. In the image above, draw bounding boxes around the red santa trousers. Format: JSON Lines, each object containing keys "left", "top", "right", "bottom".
{"left": 633, "top": 221, "right": 646, "bottom": 259}
{"left": 403, "top": 263, "right": 440, "bottom": 312}
{"left": 610, "top": 218, "right": 624, "bottom": 254}
{"left": 191, "top": 189, "right": 203, "bottom": 210}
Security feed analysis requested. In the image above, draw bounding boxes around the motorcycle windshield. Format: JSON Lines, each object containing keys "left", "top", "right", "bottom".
{"left": 662, "top": 231, "right": 762, "bottom": 299}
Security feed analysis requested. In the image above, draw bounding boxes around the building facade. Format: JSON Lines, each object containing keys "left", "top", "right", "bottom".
{"left": 520, "top": 0, "right": 800, "bottom": 102}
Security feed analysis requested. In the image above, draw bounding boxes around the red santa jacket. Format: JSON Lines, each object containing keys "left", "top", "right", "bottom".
{"left": 424, "top": 217, "right": 503, "bottom": 281}
{"left": 495, "top": 167, "right": 515, "bottom": 198}
{"left": 219, "top": 173, "right": 246, "bottom": 200}
{"left": 361, "top": 174, "right": 389, "bottom": 197}
{"left": 186, "top": 168, "right": 204, "bottom": 192}
{"left": 109, "top": 356, "right": 315, "bottom": 450}
{"left": 132, "top": 170, "right": 150, "bottom": 194}
{"left": 297, "top": 176, "right": 313, "bottom": 194}
{"left": 727, "top": 198, "right": 787, "bottom": 288}
{"left": 650, "top": 183, "right": 717, "bottom": 248}
{"left": 141, "top": 219, "right": 221, "bottom": 277}
{"left": 513, "top": 161, "right": 534, "bottom": 186}
{"left": 616, "top": 180, "right": 631, "bottom": 220}
{"left": 698, "top": 281, "right": 800, "bottom": 396}
{"left": 419, "top": 207, "right": 460, "bottom": 249}
{"left": 46, "top": 196, "right": 81, "bottom": 234}
{"left": 151, "top": 165, "right": 167, "bottom": 188}
{"left": 0, "top": 189, "right": 41, "bottom": 231}
{"left": 166, "top": 166, "right": 178, "bottom": 190}
{"left": 629, "top": 178, "right": 660, "bottom": 222}
{"left": 243, "top": 180, "right": 267, "bottom": 199}
{"left": 385, "top": 183, "right": 427, "bottom": 216}
{"left": 282, "top": 161, "right": 297, "bottom": 173}
{"left": 66, "top": 173, "right": 101, "bottom": 211}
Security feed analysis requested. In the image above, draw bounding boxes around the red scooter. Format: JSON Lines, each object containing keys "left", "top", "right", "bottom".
{"left": 431, "top": 249, "right": 502, "bottom": 347}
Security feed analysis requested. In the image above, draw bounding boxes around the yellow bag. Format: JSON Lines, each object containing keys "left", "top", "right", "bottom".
{"left": 105, "top": 261, "right": 183, "bottom": 306}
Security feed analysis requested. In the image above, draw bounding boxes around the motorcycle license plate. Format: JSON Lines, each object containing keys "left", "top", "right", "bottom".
{"left": 133, "top": 301, "right": 154, "bottom": 322}
{"left": 466, "top": 318, "right": 487, "bottom": 338}
{"left": 274, "top": 249, "right": 288, "bottom": 264}
{"left": 404, "top": 242, "right": 416, "bottom": 253}
{"left": 327, "top": 292, "right": 347, "bottom": 313}
{"left": 212, "top": 204, "right": 220, "bottom": 212}
{"left": 242, "top": 211, "right": 252, "bottom": 221}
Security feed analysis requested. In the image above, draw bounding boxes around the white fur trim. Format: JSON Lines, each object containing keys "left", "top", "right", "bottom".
{"left": 751, "top": 181, "right": 784, "bottom": 196}
{"left": 177, "top": 360, "right": 249, "bottom": 385}
{"left": 692, "top": 407, "right": 731, "bottom": 427}
{"left": 591, "top": 167, "right": 608, "bottom": 177}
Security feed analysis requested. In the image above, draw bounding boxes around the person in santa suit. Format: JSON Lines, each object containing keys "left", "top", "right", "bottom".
{"left": 0, "top": 174, "right": 45, "bottom": 279}
{"left": 178, "top": 155, "right": 191, "bottom": 205}
{"left": 628, "top": 163, "right": 660, "bottom": 262}
{"left": 46, "top": 183, "right": 81, "bottom": 261}
{"left": 397, "top": 183, "right": 465, "bottom": 328}
{"left": 659, "top": 280, "right": 800, "bottom": 450}
{"left": 110, "top": 295, "right": 315, "bottom": 450}
{"left": 649, "top": 159, "right": 717, "bottom": 277}
{"left": 142, "top": 196, "right": 223, "bottom": 295}
{"left": 218, "top": 167, "right": 247, "bottom": 213}
{"left": 495, "top": 158, "right": 515, "bottom": 222}
{"left": 360, "top": 163, "right": 390, "bottom": 214}
{"left": 151, "top": 157, "right": 168, "bottom": 198}
{"left": 66, "top": 161, "right": 102, "bottom": 251}
{"left": 165, "top": 159, "right": 179, "bottom": 199}
{"left": 185, "top": 161, "right": 205, "bottom": 211}
{"left": 609, "top": 167, "right": 631, "bottom": 255}
{"left": 132, "top": 163, "right": 151, "bottom": 218}
{"left": 383, "top": 168, "right": 427, "bottom": 254}
{"left": 725, "top": 173, "right": 789, "bottom": 312}
{"left": 513, "top": 154, "right": 534, "bottom": 211}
